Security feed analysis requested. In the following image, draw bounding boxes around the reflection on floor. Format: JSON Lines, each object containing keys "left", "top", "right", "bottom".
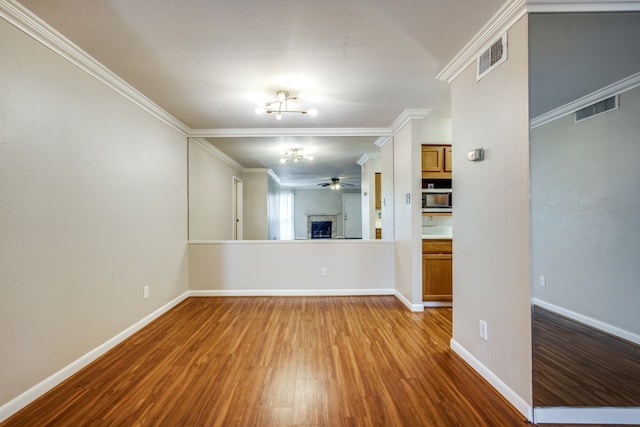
{"left": 532, "top": 305, "right": 640, "bottom": 407}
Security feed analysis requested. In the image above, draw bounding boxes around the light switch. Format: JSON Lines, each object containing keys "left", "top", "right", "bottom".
{"left": 405, "top": 193, "right": 411, "bottom": 204}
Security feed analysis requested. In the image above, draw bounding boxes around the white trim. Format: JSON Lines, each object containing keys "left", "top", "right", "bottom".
{"left": 374, "top": 136, "right": 392, "bottom": 148}
{"left": 267, "top": 169, "right": 281, "bottom": 185}
{"left": 189, "top": 128, "right": 393, "bottom": 138}
{"left": 190, "top": 137, "right": 245, "bottom": 171}
{"left": 530, "top": 72, "right": 640, "bottom": 128}
{"left": 356, "top": 152, "right": 379, "bottom": 166}
{"left": 188, "top": 239, "right": 394, "bottom": 245}
{"left": 244, "top": 168, "right": 271, "bottom": 174}
{"left": 527, "top": 0, "right": 640, "bottom": 13}
{"left": 437, "top": 0, "right": 526, "bottom": 83}
{"left": 389, "top": 109, "right": 432, "bottom": 134}
{"left": 394, "top": 290, "right": 425, "bottom": 312}
{"left": 450, "top": 338, "right": 533, "bottom": 421}
{"left": 188, "top": 289, "right": 395, "bottom": 297}
{"left": 534, "top": 406, "right": 640, "bottom": 424}
{"left": 423, "top": 301, "right": 452, "bottom": 308}
{"left": 0, "top": 291, "right": 190, "bottom": 423}
{"left": 532, "top": 298, "right": 640, "bottom": 346}
{"left": 0, "top": 0, "right": 190, "bottom": 136}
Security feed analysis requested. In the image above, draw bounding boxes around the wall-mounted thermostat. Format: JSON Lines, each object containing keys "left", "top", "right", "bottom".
{"left": 468, "top": 148, "right": 484, "bottom": 161}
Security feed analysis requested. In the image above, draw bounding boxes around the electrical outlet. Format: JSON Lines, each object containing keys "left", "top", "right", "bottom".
{"left": 479, "top": 319, "right": 488, "bottom": 341}
{"left": 321, "top": 267, "right": 327, "bottom": 277}
{"left": 143, "top": 285, "right": 150, "bottom": 299}
{"left": 539, "top": 275, "right": 546, "bottom": 287}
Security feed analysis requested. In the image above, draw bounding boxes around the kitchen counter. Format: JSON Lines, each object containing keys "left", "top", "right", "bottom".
{"left": 422, "top": 226, "right": 452, "bottom": 240}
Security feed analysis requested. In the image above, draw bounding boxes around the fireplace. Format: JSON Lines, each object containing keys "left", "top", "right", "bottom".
{"left": 306, "top": 214, "right": 338, "bottom": 239}
{"left": 311, "top": 221, "right": 332, "bottom": 239}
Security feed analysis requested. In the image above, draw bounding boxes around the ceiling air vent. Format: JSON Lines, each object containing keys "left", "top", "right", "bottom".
{"left": 575, "top": 95, "right": 618, "bottom": 122}
{"left": 476, "top": 34, "right": 507, "bottom": 81}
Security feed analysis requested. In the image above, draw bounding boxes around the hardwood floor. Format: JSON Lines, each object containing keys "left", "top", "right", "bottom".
{"left": 532, "top": 305, "right": 640, "bottom": 407}
{"left": 2, "top": 296, "right": 530, "bottom": 426}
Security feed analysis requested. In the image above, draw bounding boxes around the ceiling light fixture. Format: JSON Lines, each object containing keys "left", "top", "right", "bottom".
{"left": 280, "top": 149, "right": 314, "bottom": 163}
{"left": 255, "top": 90, "right": 318, "bottom": 119}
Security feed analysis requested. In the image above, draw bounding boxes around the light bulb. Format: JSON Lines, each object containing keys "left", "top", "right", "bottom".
{"left": 307, "top": 156, "right": 314, "bottom": 161}
{"left": 335, "top": 184, "right": 340, "bottom": 189}
{"left": 276, "top": 113, "right": 282, "bottom": 120}
{"left": 255, "top": 107, "right": 266, "bottom": 115}
{"left": 280, "top": 158, "right": 286, "bottom": 163}
{"left": 276, "top": 91, "right": 287, "bottom": 102}
{"left": 307, "top": 108, "right": 318, "bottom": 116}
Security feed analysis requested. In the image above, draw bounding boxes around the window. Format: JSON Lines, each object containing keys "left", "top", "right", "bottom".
{"left": 279, "top": 191, "right": 294, "bottom": 240}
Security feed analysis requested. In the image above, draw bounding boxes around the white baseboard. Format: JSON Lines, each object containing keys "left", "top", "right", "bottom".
{"left": 188, "top": 288, "right": 395, "bottom": 297}
{"left": 423, "top": 301, "right": 452, "bottom": 308}
{"left": 450, "top": 339, "right": 533, "bottom": 422}
{"left": 532, "top": 298, "right": 640, "bottom": 346}
{"left": 534, "top": 406, "right": 640, "bottom": 424}
{"left": 0, "top": 291, "right": 190, "bottom": 423}
{"left": 393, "top": 290, "right": 424, "bottom": 312}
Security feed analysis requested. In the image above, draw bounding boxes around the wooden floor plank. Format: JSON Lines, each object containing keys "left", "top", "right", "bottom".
{"left": 2, "top": 296, "right": 530, "bottom": 427}
{"left": 532, "top": 305, "right": 640, "bottom": 407}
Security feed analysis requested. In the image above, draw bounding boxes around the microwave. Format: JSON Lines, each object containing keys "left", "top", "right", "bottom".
{"left": 422, "top": 189, "right": 452, "bottom": 212}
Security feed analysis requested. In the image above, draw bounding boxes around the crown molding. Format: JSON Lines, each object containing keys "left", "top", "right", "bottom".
{"left": 526, "top": 0, "right": 640, "bottom": 13}
{"left": 437, "top": 0, "right": 640, "bottom": 84}
{"left": 373, "top": 136, "right": 392, "bottom": 148}
{"left": 244, "top": 168, "right": 271, "bottom": 174}
{"left": 190, "top": 138, "right": 244, "bottom": 171}
{"left": 436, "top": 0, "right": 526, "bottom": 83}
{"left": 188, "top": 127, "right": 392, "bottom": 138}
{"left": 0, "top": 0, "right": 191, "bottom": 136}
{"left": 267, "top": 169, "right": 282, "bottom": 185}
{"left": 356, "top": 153, "right": 380, "bottom": 166}
{"left": 389, "top": 109, "right": 432, "bottom": 134}
{"left": 530, "top": 72, "right": 640, "bottom": 129}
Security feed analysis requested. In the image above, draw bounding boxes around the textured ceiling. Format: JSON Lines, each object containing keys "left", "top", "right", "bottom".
{"left": 18, "top": 0, "right": 506, "bottom": 185}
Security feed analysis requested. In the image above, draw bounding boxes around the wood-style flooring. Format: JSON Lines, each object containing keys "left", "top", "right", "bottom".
{"left": 2, "top": 296, "right": 533, "bottom": 426}
{"left": 532, "top": 305, "right": 640, "bottom": 408}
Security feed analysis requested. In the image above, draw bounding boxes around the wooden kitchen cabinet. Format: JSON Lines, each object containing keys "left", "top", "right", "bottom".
{"left": 422, "top": 239, "right": 452, "bottom": 302}
{"left": 422, "top": 145, "right": 452, "bottom": 179}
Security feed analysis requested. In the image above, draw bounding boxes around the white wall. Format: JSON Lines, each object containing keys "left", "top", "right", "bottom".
{"left": 293, "top": 189, "right": 345, "bottom": 239}
{"left": 450, "top": 16, "right": 532, "bottom": 407}
{"left": 189, "top": 241, "right": 394, "bottom": 293}
{"left": 243, "top": 170, "right": 269, "bottom": 240}
{"left": 392, "top": 121, "right": 422, "bottom": 307}
{"left": 188, "top": 139, "right": 243, "bottom": 240}
{"left": 0, "top": 19, "right": 188, "bottom": 409}
{"left": 531, "top": 86, "right": 640, "bottom": 337}
{"left": 380, "top": 139, "right": 395, "bottom": 239}
{"left": 267, "top": 173, "right": 280, "bottom": 240}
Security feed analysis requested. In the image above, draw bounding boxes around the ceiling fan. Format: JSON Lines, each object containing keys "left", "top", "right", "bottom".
{"left": 318, "top": 177, "right": 355, "bottom": 190}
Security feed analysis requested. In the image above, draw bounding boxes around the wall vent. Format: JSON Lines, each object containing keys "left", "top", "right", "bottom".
{"left": 575, "top": 95, "right": 619, "bottom": 122}
{"left": 476, "top": 34, "right": 507, "bottom": 81}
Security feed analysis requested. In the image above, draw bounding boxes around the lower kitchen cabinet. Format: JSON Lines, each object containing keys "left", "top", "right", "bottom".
{"left": 422, "top": 239, "right": 452, "bottom": 302}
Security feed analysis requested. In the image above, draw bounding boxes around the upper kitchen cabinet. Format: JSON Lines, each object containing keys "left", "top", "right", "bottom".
{"left": 374, "top": 172, "right": 381, "bottom": 210}
{"left": 422, "top": 145, "right": 452, "bottom": 179}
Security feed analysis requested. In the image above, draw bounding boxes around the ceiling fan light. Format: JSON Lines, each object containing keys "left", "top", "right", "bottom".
{"left": 276, "top": 112, "right": 282, "bottom": 120}
{"left": 307, "top": 108, "right": 318, "bottom": 116}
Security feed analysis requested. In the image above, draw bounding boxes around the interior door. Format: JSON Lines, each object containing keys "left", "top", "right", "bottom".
{"left": 343, "top": 192, "right": 362, "bottom": 239}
